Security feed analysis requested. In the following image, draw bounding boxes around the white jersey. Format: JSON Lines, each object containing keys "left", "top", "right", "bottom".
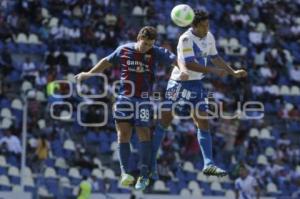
{"left": 170, "top": 28, "right": 218, "bottom": 80}
{"left": 235, "top": 175, "right": 258, "bottom": 199}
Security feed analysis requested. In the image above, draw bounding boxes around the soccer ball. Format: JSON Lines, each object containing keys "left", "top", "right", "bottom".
{"left": 171, "top": 4, "right": 195, "bottom": 27}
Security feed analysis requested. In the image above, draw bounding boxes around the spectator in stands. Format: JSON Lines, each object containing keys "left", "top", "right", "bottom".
{"left": 289, "top": 64, "right": 300, "bottom": 84}
{"left": 77, "top": 175, "right": 92, "bottom": 199}
{"left": 0, "top": 130, "right": 22, "bottom": 155}
{"left": 33, "top": 134, "right": 49, "bottom": 172}
{"left": 56, "top": 50, "right": 69, "bottom": 74}
{"left": 235, "top": 165, "right": 260, "bottom": 199}
{"left": 80, "top": 52, "right": 93, "bottom": 70}
{"left": 22, "top": 57, "right": 37, "bottom": 82}
{"left": 157, "top": 159, "right": 171, "bottom": 181}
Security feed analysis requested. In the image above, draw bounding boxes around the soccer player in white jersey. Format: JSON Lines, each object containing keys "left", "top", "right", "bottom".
{"left": 235, "top": 165, "right": 260, "bottom": 199}
{"left": 150, "top": 10, "right": 247, "bottom": 178}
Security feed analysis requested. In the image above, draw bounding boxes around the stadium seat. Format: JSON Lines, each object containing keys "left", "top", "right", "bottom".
{"left": 279, "top": 85, "right": 290, "bottom": 95}
{"left": 196, "top": 172, "right": 208, "bottom": 182}
{"left": 44, "top": 167, "right": 57, "bottom": 178}
{"left": 55, "top": 158, "right": 68, "bottom": 169}
{"left": 267, "top": 182, "right": 280, "bottom": 195}
{"left": 191, "top": 188, "right": 202, "bottom": 198}
{"left": 132, "top": 6, "right": 144, "bottom": 16}
{"left": 180, "top": 188, "right": 191, "bottom": 198}
{"left": 63, "top": 140, "right": 75, "bottom": 151}
{"left": 183, "top": 161, "right": 196, "bottom": 173}
{"left": 68, "top": 168, "right": 81, "bottom": 179}
{"left": 0, "top": 118, "right": 13, "bottom": 129}
{"left": 60, "top": 110, "right": 72, "bottom": 120}
{"left": 38, "top": 187, "right": 52, "bottom": 197}
{"left": 257, "top": 155, "right": 268, "bottom": 166}
{"left": 110, "top": 141, "right": 118, "bottom": 151}
{"left": 268, "top": 85, "right": 280, "bottom": 95}
{"left": 259, "top": 128, "right": 274, "bottom": 140}
{"left": 11, "top": 99, "right": 23, "bottom": 110}
{"left": 28, "top": 34, "right": 41, "bottom": 44}
{"left": 59, "top": 177, "right": 71, "bottom": 187}
{"left": 16, "top": 33, "right": 28, "bottom": 43}
{"left": 24, "top": 177, "right": 34, "bottom": 187}
{"left": 188, "top": 181, "right": 200, "bottom": 192}
{"left": 12, "top": 185, "right": 22, "bottom": 192}
{"left": 265, "top": 147, "right": 275, "bottom": 157}
{"left": 103, "top": 169, "right": 116, "bottom": 179}
{"left": 21, "top": 81, "right": 33, "bottom": 93}
{"left": 76, "top": 52, "right": 86, "bottom": 66}
{"left": 93, "top": 158, "right": 103, "bottom": 168}
{"left": 153, "top": 180, "right": 169, "bottom": 192}
{"left": 8, "top": 167, "right": 20, "bottom": 184}
{"left": 218, "top": 38, "right": 228, "bottom": 48}
{"left": 25, "top": 167, "right": 33, "bottom": 178}
{"left": 36, "top": 91, "right": 47, "bottom": 101}
{"left": 256, "top": 22, "right": 267, "bottom": 32}
{"left": 90, "top": 53, "right": 98, "bottom": 65}
{"left": 41, "top": 7, "right": 50, "bottom": 18}
{"left": 48, "top": 17, "right": 59, "bottom": 27}
{"left": 0, "top": 108, "right": 13, "bottom": 119}
{"left": 64, "top": 52, "right": 77, "bottom": 66}
{"left": 66, "top": 73, "right": 75, "bottom": 83}
{"left": 225, "top": 190, "right": 235, "bottom": 199}
{"left": 112, "top": 151, "right": 119, "bottom": 162}
{"left": 0, "top": 156, "right": 7, "bottom": 169}
{"left": 290, "top": 86, "right": 300, "bottom": 95}
{"left": 38, "top": 119, "right": 46, "bottom": 129}
{"left": 207, "top": 176, "right": 220, "bottom": 183}
{"left": 91, "top": 169, "right": 103, "bottom": 179}
{"left": 249, "top": 128, "right": 259, "bottom": 137}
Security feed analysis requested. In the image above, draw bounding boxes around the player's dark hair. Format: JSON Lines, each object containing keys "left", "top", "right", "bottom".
{"left": 192, "top": 9, "right": 209, "bottom": 26}
{"left": 137, "top": 26, "right": 157, "bottom": 40}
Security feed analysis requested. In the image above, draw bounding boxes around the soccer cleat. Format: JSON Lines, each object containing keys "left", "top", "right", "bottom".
{"left": 135, "top": 176, "right": 150, "bottom": 191}
{"left": 120, "top": 173, "right": 135, "bottom": 187}
{"left": 202, "top": 165, "right": 228, "bottom": 177}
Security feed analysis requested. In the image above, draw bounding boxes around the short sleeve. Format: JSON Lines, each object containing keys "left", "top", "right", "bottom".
{"left": 235, "top": 180, "right": 240, "bottom": 190}
{"left": 208, "top": 34, "right": 218, "bottom": 57}
{"left": 251, "top": 177, "right": 258, "bottom": 187}
{"left": 177, "top": 36, "right": 195, "bottom": 63}
{"left": 105, "top": 46, "right": 122, "bottom": 65}
{"left": 156, "top": 47, "right": 176, "bottom": 66}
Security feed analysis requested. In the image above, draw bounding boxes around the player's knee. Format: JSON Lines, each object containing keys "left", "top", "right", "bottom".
{"left": 137, "top": 132, "right": 151, "bottom": 142}
{"left": 117, "top": 132, "right": 131, "bottom": 143}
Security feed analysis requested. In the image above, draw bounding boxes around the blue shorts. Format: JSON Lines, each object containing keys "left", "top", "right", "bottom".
{"left": 113, "top": 96, "right": 153, "bottom": 127}
{"left": 163, "top": 80, "right": 208, "bottom": 116}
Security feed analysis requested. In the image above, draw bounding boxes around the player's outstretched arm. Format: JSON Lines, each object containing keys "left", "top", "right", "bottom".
{"left": 75, "top": 58, "right": 112, "bottom": 82}
{"left": 184, "top": 61, "right": 227, "bottom": 78}
{"left": 210, "top": 55, "right": 247, "bottom": 78}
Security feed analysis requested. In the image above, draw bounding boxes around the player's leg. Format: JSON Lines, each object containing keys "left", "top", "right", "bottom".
{"left": 115, "top": 122, "right": 135, "bottom": 186}
{"left": 192, "top": 110, "right": 227, "bottom": 176}
{"left": 150, "top": 110, "right": 173, "bottom": 179}
{"left": 135, "top": 126, "right": 152, "bottom": 190}
{"left": 114, "top": 97, "right": 136, "bottom": 186}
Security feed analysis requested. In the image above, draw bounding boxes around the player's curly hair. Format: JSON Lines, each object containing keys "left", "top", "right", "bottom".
{"left": 137, "top": 26, "right": 157, "bottom": 40}
{"left": 192, "top": 9, "right": 209, "bottom": 26}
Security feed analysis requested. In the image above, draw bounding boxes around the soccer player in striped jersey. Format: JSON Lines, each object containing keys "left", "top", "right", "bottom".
{"left": 150, "top": 10, "right": 247, "bottom": 178}
{"left": 75, "top": 26, "right": 184, "bottom": 190}
{"left": 235, "top": 165, "right": 260, "bottom": 199}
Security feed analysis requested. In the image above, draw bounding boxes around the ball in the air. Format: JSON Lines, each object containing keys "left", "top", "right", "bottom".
{"left": 171, "top": 4, "right": 195, "bottom": 27}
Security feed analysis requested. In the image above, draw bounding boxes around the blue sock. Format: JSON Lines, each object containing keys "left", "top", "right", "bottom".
{"left": 197, "top": 129, "right": 214, "bottom": 167}
{"left": 118, "top": 143, "right": 131, "bottom": 174}
{"left": 140, "top": 141, "right": 152, "bottom": 178}
{"left": 151, "top": 123, "right": 166, "bottom": 173}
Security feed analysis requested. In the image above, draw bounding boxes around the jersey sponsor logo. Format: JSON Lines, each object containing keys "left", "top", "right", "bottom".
{"left": 126, "top": 60, "right": 150, "bottom": 73}
{"left": 183, "top": 48, "right": 193, "bottom": 52}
